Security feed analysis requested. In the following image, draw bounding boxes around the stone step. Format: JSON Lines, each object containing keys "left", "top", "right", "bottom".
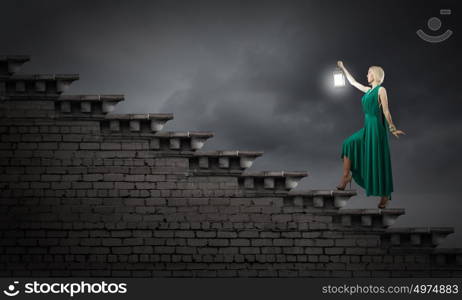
{"left": 152, "top": 131, "right": 214, "bottom": 151}
{"left": 0, "top": 94, "right": 123, "bottom": 119}
{"left": 56, "top": 94, "right": 125, "bottom": 115}
{"left": 101, "top": 130, "right": 215, "bottom": 151}
{"left": 380, "top": 227, "right": 455, "bottom": 248}
{"left": 190, "top": 150, "right": 264, "bottom": 173}
{"left": 386, "top": 247, "right": 462, "bottom": 267}
{"left": 151, "top": 131, "right": 214, "bottom": 151}
{"left": 285, "top": 189, "right": 357, "bottom": 209}
{"left": 0, "top": 55, "right": 30, "bottom": 76}
{"left": 102, "top": 113, "right": 174, "bottom": 133}
{"left": 333, "top": 208, "right": 405, "bottom": 228}
{"left": 0, "top": 74, "right": 79, "bottom": 96}
{"left": 431, "top": 248, "right": 462, "bottom": 266}
{"left": 238, "top": 171, "right": 308, "bottom": 192}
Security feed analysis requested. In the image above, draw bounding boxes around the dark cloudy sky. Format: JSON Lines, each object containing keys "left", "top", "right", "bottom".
{"left": 2, "top": 0, "right": 461, "bottom": 246}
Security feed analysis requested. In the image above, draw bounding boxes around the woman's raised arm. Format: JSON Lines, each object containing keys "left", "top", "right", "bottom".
{"left": 337, "top": 61, "right": 370, "bottom": 93}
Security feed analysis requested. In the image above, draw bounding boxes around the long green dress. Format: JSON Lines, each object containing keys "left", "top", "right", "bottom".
{"left": 340, "top": 84, "right": 393, "bottom": 200}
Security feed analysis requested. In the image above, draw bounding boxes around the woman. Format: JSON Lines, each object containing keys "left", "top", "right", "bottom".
{"left": 336, "top": 61, "right": 406, "bottom": 209}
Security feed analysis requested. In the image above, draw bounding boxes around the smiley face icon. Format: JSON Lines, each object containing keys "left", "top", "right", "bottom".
{"left": 3, "top": 281, "right": 20, "bottom": 297}
{"left": 417, "top": 9, "right": 453, "bottom": 43}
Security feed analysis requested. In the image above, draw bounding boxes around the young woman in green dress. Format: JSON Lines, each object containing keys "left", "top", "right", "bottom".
{"left": 336, "top": 61, "right": 406, "bottom": 209}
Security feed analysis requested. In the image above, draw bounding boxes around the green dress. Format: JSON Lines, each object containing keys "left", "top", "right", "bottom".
{"left": 340, "top": 84, "right": 393, "bottom": 200}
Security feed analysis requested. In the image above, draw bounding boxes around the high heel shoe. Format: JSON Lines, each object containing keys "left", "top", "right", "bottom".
{"left": 336, "top": 174, "right": 352, "bottom": 190}
{"left": 378, "top": 197, "right": 389, "bottom": 209}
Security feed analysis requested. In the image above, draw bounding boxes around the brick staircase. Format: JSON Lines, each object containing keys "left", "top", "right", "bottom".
{"left": 0, "top": 54, "right": 461, "bottom": 277}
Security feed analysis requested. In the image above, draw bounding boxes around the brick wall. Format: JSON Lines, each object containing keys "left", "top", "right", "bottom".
{"left": 1, "top": 55, "right": 461, "bottom": 277}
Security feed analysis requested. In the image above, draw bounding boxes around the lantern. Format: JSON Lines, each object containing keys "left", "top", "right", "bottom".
{"left": 333, "top": 68, "right": 345, "bottom": 87}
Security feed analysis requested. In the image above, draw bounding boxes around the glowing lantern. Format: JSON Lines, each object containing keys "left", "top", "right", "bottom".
{"left": 333, "top": 68, "right": 345, "bottom": 87}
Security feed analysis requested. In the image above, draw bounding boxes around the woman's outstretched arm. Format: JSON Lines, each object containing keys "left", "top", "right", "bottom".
{"left": 337, "top": 61, "right": 370, "bottom": 93}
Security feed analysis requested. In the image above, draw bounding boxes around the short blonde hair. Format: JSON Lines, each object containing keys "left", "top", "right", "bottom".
{"left": 369, "top": 66, "right": 385, "bottom": 84}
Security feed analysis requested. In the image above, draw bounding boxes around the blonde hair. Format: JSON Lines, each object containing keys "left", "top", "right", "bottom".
{"left": 369, "top": 66, "right": 385, "bottom": 84}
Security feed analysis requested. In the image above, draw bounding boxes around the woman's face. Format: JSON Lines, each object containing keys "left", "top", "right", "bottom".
{"left": 367, "top": 68, "right": 374, "bottom": 84}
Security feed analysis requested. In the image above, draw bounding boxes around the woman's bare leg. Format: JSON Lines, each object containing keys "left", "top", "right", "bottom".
{"left": 342, "top": 155, "right": 351, "bottom": 177}
{"left": 337, "top": 156, "right": 352, "bottom": 188}
{"left": 379, "top": 196, "right": 389, "bottom": 207}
